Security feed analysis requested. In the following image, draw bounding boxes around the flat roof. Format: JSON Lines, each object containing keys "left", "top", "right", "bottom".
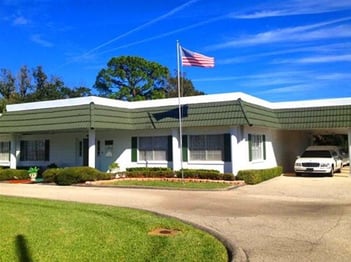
{"left": 6, "top": 92, "right": 351, "bottom": 112}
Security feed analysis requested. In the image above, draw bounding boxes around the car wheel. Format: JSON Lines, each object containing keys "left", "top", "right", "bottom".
{"left": 328, "top": 167, "right": 334, "bottom": 177}
{"left": 295, "top": 173, "right": 301, "bottom": 177}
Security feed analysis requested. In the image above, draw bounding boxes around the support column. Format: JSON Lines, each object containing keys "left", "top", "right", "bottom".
{"left": 10, "top": 135, "right": 17, "bottom": 169}
{"left": 88, "top": 128, "right": 96, "bottom": 168}
{"left": 172, "top": 128, "right": 181, "bottom": 171}
{"left": 230, "top": 126, "right": 243, "bottom": 176}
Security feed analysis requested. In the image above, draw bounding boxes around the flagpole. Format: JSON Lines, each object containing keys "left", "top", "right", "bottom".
{"left": 176, "top": 40, "right": 184, "bottom": 180}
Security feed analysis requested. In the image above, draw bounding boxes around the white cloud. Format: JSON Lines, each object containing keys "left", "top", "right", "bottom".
{"left": 258, "top": 84, "right": 315, "bottom": 95}
{"left": 12, "top": 16, "right": 29, "bottom": 25}
{"left": 31, "top": 34, "right": 53, "bottom": 47}
{"left": 208, "top": 17, "right": 351, "bottom": 50}
{"left": 294, "top": 54, "right": 351, "bottom": 63}
{"left": 83, "top": 0, "right": 200, "bottom": 56}
{"left": 316, "top": 73, "right": 351, "bottom": 80}
{"left": 232, "top": 0, "right": 351, "bottom": 19}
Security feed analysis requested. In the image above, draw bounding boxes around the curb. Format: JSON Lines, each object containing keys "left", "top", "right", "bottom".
{"left": 144, "top": 209, "right": 248, "bottom": 262}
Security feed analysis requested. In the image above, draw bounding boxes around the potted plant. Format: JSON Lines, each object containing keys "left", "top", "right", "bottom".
{"left": 108, "top": 162, "right": 120, "bottom": 173}
{"left": 28, "top": 166, "right": 39, "bottom": 181}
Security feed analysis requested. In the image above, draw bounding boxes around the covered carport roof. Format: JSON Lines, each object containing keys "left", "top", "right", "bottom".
{"left": 0, "top": 92, "right": 350, "bottom": 133}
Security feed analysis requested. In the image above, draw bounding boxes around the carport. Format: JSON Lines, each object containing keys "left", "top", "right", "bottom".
{"left": 273, "top": 99, "right": 351, "bottom": 175}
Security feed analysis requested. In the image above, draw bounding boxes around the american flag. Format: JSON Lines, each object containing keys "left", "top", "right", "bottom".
{"left": 180, "top": 46, "right": 215, "bottom": 68}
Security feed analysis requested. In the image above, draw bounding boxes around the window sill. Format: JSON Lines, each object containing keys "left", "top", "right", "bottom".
{"left": 188, "top": 160, "right": 224, "bottom": 164}
{"left": 137, "top": 160, "right": 169, "bottom": 164}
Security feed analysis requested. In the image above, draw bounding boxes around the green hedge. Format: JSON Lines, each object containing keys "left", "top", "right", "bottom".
{"left": 42, "top": 168, "right": 62, "bottom": 183}
{"left": 126, "top": 167, "right": 172, "bottom": 172}
{"left": 236, "top": 166, "right": 283, "bottom": 185}
{"left": 125, "top": 171, "right": 174, "bottom": 178}
{"left": 176, "top": 169, "right": 233, "bottom": 180}
{"left": 43, "top": 167, "right": 111, "bottom": 185}
{"left": 0, "top": 168, "right": 28, "bottom": 181}
{"left": 125, "top": 168, "right": 235, "bottom": 181}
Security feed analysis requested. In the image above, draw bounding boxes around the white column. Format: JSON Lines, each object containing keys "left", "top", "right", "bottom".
{"left": 172, "top": 128, "right": 181, "bottom": 171}
{"left": 10, "top": 135, "right": 17, "bottom": 169}
{"left": 88, "top": 129, "right": 96, "bottom": 168}
{"left": 348, "top": 129, "right": 351, "bottom": 176}
{"left": 230, "top": 127, "right": 242, "bottom": 175}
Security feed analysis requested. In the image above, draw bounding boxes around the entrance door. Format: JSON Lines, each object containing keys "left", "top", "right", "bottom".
{"left": 82, "top": 138, "right": 89, "bottom": 166}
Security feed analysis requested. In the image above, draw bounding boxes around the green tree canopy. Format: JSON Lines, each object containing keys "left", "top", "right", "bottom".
{"left": 165, "top": 73, "right": 205, "bottom": 98}
{"left": 0, "top": 65, "right": 91, "bottom": 112}
{"left": 94, "top": 56, "right": 169, "bottom": 101}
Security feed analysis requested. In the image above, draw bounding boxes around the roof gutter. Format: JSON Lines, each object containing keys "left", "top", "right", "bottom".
{"left": 238, "top": 98, "right": 253, "bottom": 126}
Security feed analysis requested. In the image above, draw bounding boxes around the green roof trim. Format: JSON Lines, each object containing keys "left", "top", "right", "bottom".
{"left": 277, "top": 105, "right": 351, "bottom": 129}
{"left": 0, "top": 104, "right": 92, "bottom": 133}
{"left": 0, "top": 96, "right": 350, "bottom": 133}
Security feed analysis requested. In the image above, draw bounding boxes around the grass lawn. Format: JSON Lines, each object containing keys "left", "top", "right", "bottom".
{"left": 102, "top": 179, "right": 234, "bottom": 190}
{"left": 0, "top": 195, "right": 227, "bottom": 262}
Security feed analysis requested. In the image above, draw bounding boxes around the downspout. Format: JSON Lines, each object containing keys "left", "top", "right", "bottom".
{"left": 238, "top": 98, "right": 253, "bottom": 127}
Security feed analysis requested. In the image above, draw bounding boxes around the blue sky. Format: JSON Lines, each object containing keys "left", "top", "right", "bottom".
{"left": 1, "top": 0, "right": 351, "bottom": 102}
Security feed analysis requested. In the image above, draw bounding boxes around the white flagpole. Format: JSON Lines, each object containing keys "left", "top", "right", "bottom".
{"left": 176, "top": 41, "right": 184, "bottom": 179}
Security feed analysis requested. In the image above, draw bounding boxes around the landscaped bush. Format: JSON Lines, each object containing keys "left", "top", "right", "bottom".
{"left": 222, "top": 173, "right": 235, "bottom": 181}
{"left": 125, "top": 167, "right": 235, "bottom": 181}
{"left": 125, "top": 169, "right": 175, "bottom": 178}
{"left": 0, "top": 168, "right": 28, "bottom": 181}
{"left": 126, "top": 167, "right": 172, "bottom": 172}
{"left": 42, "top": 168, "right": 62, "bottom": 183}
{"left": 54, "top": 167, "right": 111, "bottom": 186}
{"left": 236, "top": 166, "right": 283, "bottom": 185}
{"left": 176, "top": 169, "right": 228, "bottom": 180}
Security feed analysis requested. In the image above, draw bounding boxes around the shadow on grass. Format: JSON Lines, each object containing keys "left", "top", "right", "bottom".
{"left": 15, "top": 234, "right": 32, "bottom": 262}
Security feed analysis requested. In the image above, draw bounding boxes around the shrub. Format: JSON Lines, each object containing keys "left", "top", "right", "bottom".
{"left": 126, "top": 170, "right": 175, "bottom": 178}
{"left": 0, "top": 168, "right": 28, "bottom": 181}
{"left": 42, "top": 168, "right": 62, "bottom": 183}
{"left": 236, "top": 166, "right": 283, "bottom": 185}
{"left": 54, "top": 167, "right": 111, "bottom": 186}
{"left": 222, "top": 173, "right": 235, "bottom": 181}
{"left": 124, "top": 168, "right": 234, "bottom": 181}
{"left": 176, "top": 169, "right": 225, "bottom": 180}
{"left": 126, "top": 167, "right": 171, "bottom": 172}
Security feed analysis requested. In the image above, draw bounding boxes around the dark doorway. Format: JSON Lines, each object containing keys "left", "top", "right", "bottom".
{"left": 83, "top": 138, "right": 89, "bottom": 166}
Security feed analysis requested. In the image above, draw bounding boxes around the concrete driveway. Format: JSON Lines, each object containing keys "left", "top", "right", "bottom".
{"left": 1, "top": 174, "right": 351, "bottom": 262}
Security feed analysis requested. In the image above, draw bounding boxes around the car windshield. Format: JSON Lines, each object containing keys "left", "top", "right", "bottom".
{"left": 301, "top": 150, "right": 332, "bottom": 158}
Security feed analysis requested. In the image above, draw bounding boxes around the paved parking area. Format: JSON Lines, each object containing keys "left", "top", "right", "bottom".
{"left": 1, "top": 174, "right": 351, "bottom": 261}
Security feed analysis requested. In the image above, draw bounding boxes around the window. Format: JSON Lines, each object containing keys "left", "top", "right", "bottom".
{"left": 139, "top": 136, "right": 168, "bottom": 161}
{"left": 105, "top": 140, "right": 113, "bottom": 157}
{"left": 0, "top": 141, "right": 10, "bottom": 161}
{"left": 189, "top": 135, "right": 224, "bottom": 161}
{"left": 20, "top": 140, "right": 50, "bottom": 161}
{"left": 249, "top": 134, "right": 266, "bottom": 161}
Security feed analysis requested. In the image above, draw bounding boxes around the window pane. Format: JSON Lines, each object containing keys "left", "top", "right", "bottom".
{"left": 189, "top": 135, "right": 224, "bottom": 161}
{"left": 191, "top": 150, "right": 206, "bottom": 160}
{"left": 207, "top": 150, "right": 222, "bottom": 161}
{"left": 251, "top": 134, "right": 263, "bottom": 161}
{"left": 154, "top": 150, "right": 166, "bottom": 160}
{"left": 139, "top": 136, "right": 167, "bottom": 161}
{"left": 190, "top": 135, "right": 206, "bottom": 149}
{"left": 20, "top": 140, "right": 49, "bottom": 161}
{"left": 0, "top": 142, "right": 10, "bottom": 161}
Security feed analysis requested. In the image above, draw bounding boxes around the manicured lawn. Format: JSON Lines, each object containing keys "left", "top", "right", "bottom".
{"left": 0, "top": 195, "right": 227, "bottom": 262}
{"left": 104, "top": 179, "right": 234, "bottom": 190}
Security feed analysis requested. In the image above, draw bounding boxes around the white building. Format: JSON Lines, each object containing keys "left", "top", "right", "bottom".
{"left": 0, "top": 92, "right": 350, "bottom": 175}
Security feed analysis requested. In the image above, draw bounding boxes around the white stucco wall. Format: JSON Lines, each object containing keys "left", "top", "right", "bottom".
{"left": 0, "top": 126, "right": 314, "bottom": 174}
{"left": 273, "top": 130, "right": 311, "bottom": 173}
